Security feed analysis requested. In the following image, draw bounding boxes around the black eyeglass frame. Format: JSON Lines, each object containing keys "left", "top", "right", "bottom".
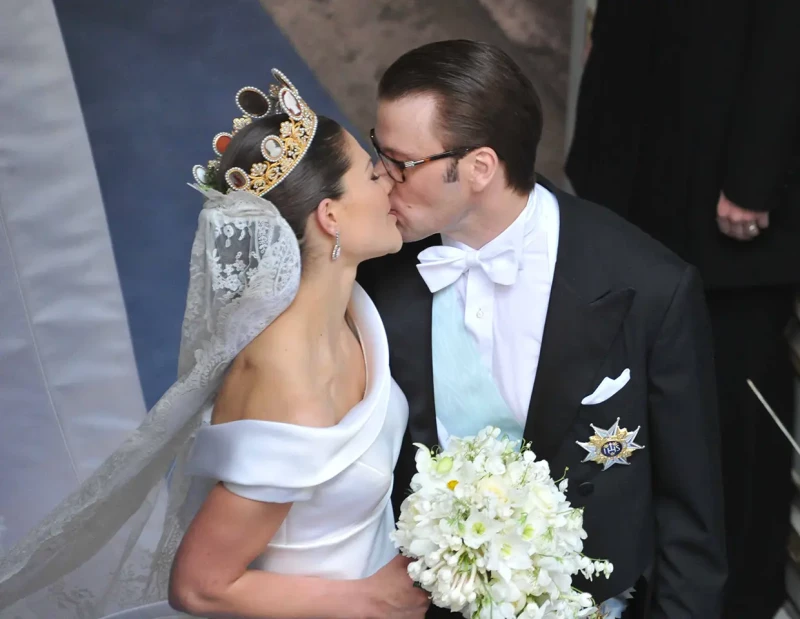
{"left": 369, "top": 129, "right": 480, "bottom": 183}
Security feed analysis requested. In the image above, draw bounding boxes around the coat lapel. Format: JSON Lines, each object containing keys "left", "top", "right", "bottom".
{"left": 524, "top": 182, "right": 635, "bottom": 462}
{"left": 524, "top": 277, "right": 634, "bottom": 462}
{"left": 401, "top": 287, "right": 439, "bottom": 449}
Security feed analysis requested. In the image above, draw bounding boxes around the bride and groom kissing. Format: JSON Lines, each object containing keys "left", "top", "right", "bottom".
{"left": 0, "top": 40, "right": 726, "bottom": 619}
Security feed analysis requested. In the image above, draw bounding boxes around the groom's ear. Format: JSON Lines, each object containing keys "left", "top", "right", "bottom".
{"left": 468, "top": 147, "right": 500, "bottom": 192}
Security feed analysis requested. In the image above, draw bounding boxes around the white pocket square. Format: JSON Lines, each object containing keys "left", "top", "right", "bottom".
{"left": 581, "top": 369, "right": 630, "bottom": 405}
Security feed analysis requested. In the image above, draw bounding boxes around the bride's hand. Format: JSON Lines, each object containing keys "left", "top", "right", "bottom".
{"left": 360, "top": 555, "right": 430, "bottom": 619}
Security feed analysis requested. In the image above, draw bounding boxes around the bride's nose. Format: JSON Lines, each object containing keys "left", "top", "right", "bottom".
{"left": 377, "top": 165, "right": 395, "bottom": 193}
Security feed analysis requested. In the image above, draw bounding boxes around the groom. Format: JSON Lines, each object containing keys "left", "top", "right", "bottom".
{"left": 359, "top": 40, "right": 726, "bottom": 618}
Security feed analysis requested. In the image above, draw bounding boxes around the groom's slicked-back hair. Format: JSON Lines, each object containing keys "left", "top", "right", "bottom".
{"left": 378, "top": 40, "right": 543, "bottom": 195}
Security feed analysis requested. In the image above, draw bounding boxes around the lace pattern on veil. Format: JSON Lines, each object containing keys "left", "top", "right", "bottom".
{"left": 0, "top": 187, "right": 301, "bottom": 617}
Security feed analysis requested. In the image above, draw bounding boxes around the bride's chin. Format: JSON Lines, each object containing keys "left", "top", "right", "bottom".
{"left": 377, "top": 233, "right": 404, "bottom": 257}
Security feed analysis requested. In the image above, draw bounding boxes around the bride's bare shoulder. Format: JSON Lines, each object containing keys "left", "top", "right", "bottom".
{"left": 211, "top": 323, "right": 326, "bottom": 427}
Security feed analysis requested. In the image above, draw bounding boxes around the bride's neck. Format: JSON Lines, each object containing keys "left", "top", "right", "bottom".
{"left": 291, "top": 260, "right": 358, "bottom": 348}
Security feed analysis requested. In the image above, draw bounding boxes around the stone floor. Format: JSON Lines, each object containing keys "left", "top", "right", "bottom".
{"left": 261, "top": 0, "right": 571, "bottom": 185}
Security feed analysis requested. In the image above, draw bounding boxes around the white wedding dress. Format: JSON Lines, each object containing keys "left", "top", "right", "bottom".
{"left": 105, "top": 283, "right": 408, "bottom": 619}
{"left": 0, "top": 188, "right": 408, "bottom": 619}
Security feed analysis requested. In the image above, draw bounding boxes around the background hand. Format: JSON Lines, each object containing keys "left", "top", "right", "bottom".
{"left": 716, "top": 191, "right": 769, "bottom": 241}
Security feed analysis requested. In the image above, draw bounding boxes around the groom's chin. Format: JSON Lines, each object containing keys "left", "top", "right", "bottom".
{"left": 402, "top": 232, "right": 441, "bottom": 245}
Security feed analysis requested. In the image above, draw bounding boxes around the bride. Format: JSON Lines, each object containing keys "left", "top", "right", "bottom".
{"left": 0, "top": 69, "right": 429, "bottom": 619}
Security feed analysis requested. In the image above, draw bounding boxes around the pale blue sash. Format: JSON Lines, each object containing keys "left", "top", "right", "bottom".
{"left": 431, "top": 284, "right": 523, "bottom": 445}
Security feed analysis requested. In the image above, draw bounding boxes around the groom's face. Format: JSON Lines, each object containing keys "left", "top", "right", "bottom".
{"left": 374, "top": 95, "right": 470, "bottom": 243}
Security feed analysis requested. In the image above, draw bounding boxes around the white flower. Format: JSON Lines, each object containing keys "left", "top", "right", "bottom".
{"left": 484, "top": 452, "right": 507, "bottom": 475}
{"left": 524, "top": 483, "right": 559, "bottom": 514}
{"left": 408, "top": 537, "right": 438, "bottom": 557}
{"left": 486, "top": 534, "right": 533, "bottom": 581}
{"left": 463, "top": 511, "right": 502, "bottom": 549}
{"left": 519, "top": 600, "right": 550, "bottom": 619}
{"left": 477, "top": 474, "right": 511, "bottom": 502}
{"left": 490, "top": 578, "right": 524, "bottom": 604}
{"left": 407, "top": 559, "right": 424, "bottom": 580}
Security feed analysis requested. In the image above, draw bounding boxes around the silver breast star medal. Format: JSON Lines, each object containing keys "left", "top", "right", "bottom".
{"left": 577, "top": 417, "right": 644, "bottom": 470}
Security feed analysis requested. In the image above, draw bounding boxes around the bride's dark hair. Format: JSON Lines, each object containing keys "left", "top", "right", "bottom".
{"left": 217, "top": 114, "right": 350, "bottom": 243}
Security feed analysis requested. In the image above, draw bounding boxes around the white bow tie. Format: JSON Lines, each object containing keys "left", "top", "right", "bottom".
{"left": 416, "top": 244, "right": 520, "bottom": 293}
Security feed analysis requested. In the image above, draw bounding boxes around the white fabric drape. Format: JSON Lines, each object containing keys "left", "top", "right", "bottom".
{"left": 0, "top": 0, "right": 145, "bottom": 606}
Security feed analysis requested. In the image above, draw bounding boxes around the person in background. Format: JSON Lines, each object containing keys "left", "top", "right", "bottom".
{"left": 567, "top": 2, "right": 800, "bottom": 617}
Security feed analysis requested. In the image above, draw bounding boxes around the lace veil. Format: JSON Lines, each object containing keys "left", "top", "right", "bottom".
{"left": 0, "top": 186, "right": 301, "bottom": 617}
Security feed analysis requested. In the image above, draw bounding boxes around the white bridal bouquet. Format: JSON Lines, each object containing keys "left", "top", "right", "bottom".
{"left": 392, "top": 427, "right": 613, "bottom": 619}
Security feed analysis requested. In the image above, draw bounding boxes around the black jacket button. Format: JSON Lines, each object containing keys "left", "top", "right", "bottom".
{"left": 578, "top": 482, "right": 594, "bottom": 496}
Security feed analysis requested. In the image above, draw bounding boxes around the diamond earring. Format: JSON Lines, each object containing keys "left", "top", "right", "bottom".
{"left": 331, "top": 230, "right": 341, "bottom": 261}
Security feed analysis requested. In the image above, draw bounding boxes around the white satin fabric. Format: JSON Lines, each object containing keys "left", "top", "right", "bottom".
{"left": 100, "top": 283, "right": 408, "bottom": 618}
{"left": 0, "top": 0, "right": 145, "bottom": 554}
{"left": 416, "top": 242, "right": 521, "bottom": 292}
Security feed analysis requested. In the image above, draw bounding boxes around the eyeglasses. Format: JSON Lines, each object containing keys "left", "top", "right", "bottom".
{"left": 370, "top": 129, "right": 480, "bottom": 183}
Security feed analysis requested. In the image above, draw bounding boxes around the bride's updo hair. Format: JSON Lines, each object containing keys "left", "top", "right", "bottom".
{"left": 217, "top": 114, "right": 350, "bottom": 244}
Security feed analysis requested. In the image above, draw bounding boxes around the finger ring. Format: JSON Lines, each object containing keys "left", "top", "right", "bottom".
{"left": 747, "top": 223, "right": 759, "bottom": 234}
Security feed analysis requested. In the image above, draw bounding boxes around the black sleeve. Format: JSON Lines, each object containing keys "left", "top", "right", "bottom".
{"left": 648, "top": 266, "right": 727, "bottom": 618}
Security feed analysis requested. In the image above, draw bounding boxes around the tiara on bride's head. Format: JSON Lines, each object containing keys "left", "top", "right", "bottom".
{"left": 192, "top": 68, "right": 318, "bottom": 197}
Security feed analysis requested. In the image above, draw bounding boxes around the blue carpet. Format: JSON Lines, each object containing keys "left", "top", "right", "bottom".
{"left": 53, "top": 0, "right": 355, "bottom": 407}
